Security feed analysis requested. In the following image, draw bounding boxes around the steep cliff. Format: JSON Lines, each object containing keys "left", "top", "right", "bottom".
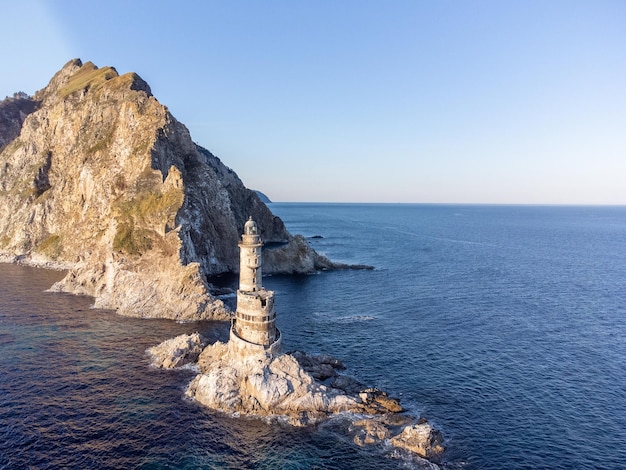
{"left": 0, "top": 59, "right": 334, "bottom": 320}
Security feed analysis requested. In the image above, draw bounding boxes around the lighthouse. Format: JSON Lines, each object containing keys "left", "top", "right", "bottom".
{"left": 229, "top": 217, "right": 281, "bottom": 358}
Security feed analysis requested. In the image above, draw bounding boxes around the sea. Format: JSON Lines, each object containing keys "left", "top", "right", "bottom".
{"left": 1, "top": 203, "right": 625, "bottom": 470}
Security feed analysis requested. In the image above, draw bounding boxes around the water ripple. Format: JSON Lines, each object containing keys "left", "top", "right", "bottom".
{"left": 3, "top": 205, "right": 626, "bottom": 469}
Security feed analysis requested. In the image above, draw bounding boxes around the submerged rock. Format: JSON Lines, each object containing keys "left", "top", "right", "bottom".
{"left": 352, "top": 418, "right": 392, "bottom": 446}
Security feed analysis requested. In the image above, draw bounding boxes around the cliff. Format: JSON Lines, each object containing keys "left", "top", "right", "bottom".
{"left": 0, "top": 59, "right": 335, "bottom": 320}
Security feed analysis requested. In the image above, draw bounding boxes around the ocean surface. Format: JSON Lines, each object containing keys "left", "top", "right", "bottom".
{"left": 1, "top": 204, "right": 625, "bottom": 469}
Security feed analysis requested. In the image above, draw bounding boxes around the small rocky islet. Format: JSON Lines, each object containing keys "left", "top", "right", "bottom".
{"left": 148, "top": 332, "right": 445, "bottom": 463}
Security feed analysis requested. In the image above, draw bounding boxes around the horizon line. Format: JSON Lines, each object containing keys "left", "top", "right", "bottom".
{"left": 266, "top": 201, "right": 626, "bottom": 207}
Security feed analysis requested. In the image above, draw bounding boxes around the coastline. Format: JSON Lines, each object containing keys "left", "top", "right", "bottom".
{"left": 0, "top": 252, "right": 74, "bottom": 271}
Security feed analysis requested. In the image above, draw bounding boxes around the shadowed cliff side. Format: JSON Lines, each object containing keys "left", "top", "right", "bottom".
{"left": 0, "top": 59, "right": 338, "bottom": 320}
{"left": 0, "top": 92, "right": 39, "bottom": 152}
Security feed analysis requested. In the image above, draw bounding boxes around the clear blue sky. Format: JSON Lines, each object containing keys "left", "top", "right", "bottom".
{"left": 1, "top": 1, "right": 625, "bottom": 204}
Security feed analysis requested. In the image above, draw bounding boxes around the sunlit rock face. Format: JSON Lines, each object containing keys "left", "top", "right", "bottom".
{"left": 182, "top": 338, "right": 404, "bottom": 426}
{"left": 148, "top": 333, "right": 445, "bottom": 462}
{"left": 147, "top": 332, "right": 206, "bottom": 369}
{"left": 390, "top": 421, "right": 445, "bottom": 461}
{"left": 0, "top": 59, "right": 334, "bottom": 319}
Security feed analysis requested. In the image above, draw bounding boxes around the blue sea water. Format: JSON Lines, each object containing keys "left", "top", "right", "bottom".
{"left": 1, "top": 204, "right": 625, "bottom": 469}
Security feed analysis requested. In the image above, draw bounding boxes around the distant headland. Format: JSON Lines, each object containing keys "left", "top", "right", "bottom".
{"left": 254, "top": 190, "right": 272, "bottom": 203}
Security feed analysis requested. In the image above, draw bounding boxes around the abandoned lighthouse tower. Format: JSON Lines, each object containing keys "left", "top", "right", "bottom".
{"left": 229, "top": 217, "right": 281, "bottom": 358}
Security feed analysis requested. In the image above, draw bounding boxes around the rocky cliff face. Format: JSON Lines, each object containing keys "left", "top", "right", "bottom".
{"left": 0, "top": 59, "right": 334, "bottom": 319}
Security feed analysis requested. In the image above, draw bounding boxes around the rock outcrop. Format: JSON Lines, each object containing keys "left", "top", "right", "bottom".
{"left": 148, "top": 334, "right": 402, "bottom": 425}
{"left": 390, "top": 420, "right": 446, "bottom": 462}
{"left": 148, "top": 333, "right": 445, "bottom": 462}
{"left": 351, "top": 416, "right": 445, "bottom": 463}
{"left": 186, "top": 339, "right": 405, "bottom": 426}
{"left": 0, "top": 59, "right": 339, "bottom": 319}
{"left": 147, "top": 332, "right": 206, "bottom": 369}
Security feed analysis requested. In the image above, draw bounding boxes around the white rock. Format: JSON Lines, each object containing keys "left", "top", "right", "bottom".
{"left": 152, "top": 336, "right": 446, "bottom": 463}
{"left": 147, "top": 332, "right": 205, "bottom": 368}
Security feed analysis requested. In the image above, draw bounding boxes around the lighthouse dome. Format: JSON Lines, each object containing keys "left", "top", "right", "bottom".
{"left": 244, "top": 217, "right": 258, "bottom": 235}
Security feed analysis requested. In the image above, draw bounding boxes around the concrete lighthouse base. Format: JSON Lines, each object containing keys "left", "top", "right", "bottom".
{"left": 228, "top": 324, "right": 282, "bottom": 360}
